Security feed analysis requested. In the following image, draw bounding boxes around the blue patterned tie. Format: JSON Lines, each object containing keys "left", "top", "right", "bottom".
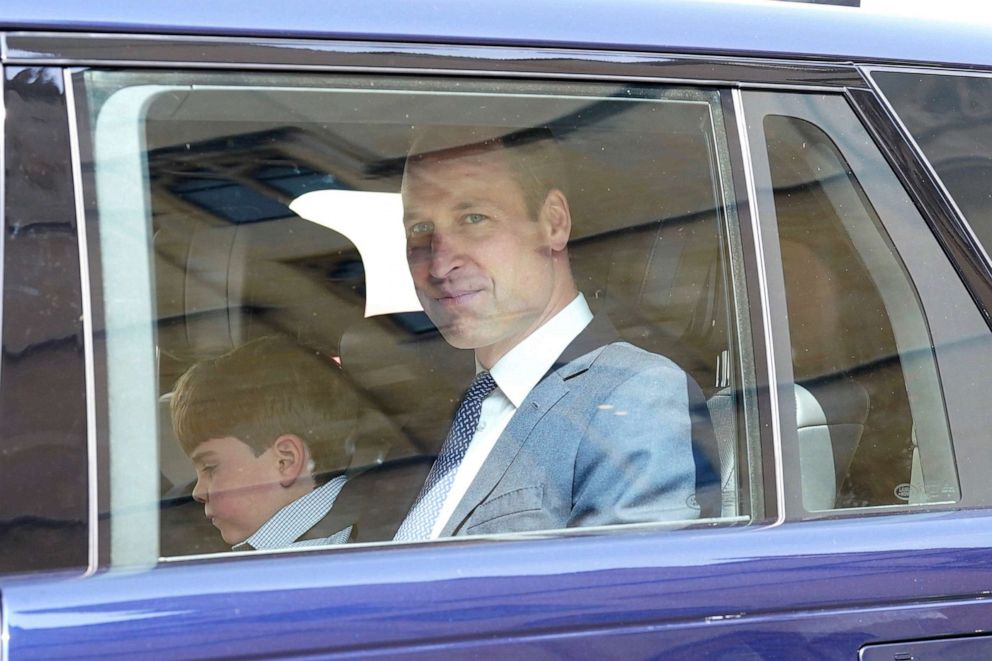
{"left": 394, "top": 370, "right": 498, "bottom": 541}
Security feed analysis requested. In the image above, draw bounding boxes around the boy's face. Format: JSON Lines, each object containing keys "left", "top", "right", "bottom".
{"left": 189, "top": 436, "right": 295, "bottom": 545}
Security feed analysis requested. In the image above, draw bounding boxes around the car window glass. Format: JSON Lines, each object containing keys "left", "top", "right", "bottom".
{"left": 744, "top": 91, "right": 963, "bottom": 516}
{"left": 72, "top": 71, "right": 756, "bottom": 565}
{"left": 871, "top": 70, "right": 992, "bottom": 262}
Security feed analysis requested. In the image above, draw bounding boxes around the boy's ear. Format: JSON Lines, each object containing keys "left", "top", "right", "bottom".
{"left": 272, "top": 434, "right": 309, "bottom": 487}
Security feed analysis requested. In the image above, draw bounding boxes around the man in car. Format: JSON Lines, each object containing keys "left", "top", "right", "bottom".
{"left": 392, "top": 127, "right": 700, "bottom": 540}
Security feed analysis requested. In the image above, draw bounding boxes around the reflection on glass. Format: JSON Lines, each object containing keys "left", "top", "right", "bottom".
{"left": 290, "top": 190, "right": 421, "bottom": 317}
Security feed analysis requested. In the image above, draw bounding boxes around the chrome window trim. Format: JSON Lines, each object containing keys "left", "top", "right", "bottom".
{"left": 732, "top": 88, "right": 785, "bottom": 526}
{"left": 860, "top": 64, "right": 992, "bottom": 277}
{"left": 0, "top": 580, "right": 7, "bottom": 661}
{"left": 1, "top": 31, "right": 862, "bottom": 91}
{"left": 0, "top": 77, "right": 4, "bottom": 627}
{"left": 0, "top": 63, "right": 6, "bottom": 397}
{"left": 63, "top": 68, "right": 99, "bottom": 576}
{"left": 863, "top": 63, "right": 992, "bottom": 79}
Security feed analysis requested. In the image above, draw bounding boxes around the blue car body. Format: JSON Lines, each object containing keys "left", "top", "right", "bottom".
{"left": 3, "top": 1, "right": 992, "bottom": 659}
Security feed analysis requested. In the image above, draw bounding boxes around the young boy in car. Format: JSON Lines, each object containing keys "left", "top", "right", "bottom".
{"left": 170, "top": 336, "right": 359, "bottom": 551}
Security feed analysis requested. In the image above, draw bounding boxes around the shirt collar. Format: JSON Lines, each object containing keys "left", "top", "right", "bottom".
{"left": 233, "top": 474, "right": 347, "bottom": 551}
{"left": 485, "top": 293, "right": 593, "bottom": 408}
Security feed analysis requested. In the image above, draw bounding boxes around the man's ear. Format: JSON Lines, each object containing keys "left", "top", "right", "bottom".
{"left": 271, "top": 434, "right": 309, "bottom": 488}
{"left": 540, "top": 188, "right": 572, "bottom": 252}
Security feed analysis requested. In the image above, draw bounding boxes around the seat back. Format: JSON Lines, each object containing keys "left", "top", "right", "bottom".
{"left": 795, "top": 379, "right": 870, "bottom": 511}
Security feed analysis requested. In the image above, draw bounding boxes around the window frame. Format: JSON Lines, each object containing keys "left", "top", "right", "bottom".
{"left": 5, "top": 31, "right": 902, "bottom": 575}
{"left": 863, "top": 65, "right": 992, "bottom": 283}
{"left": 742, "top": 88, "right": 992, "bottom": 519}
{"left": 74, "top": 73, "right": 765, "bottom": 566}
{"left": 849, "top": 76, "right": 992, "bottom": 329}
{"left": 0, "top": 63, "right": 93, "bottom": 577}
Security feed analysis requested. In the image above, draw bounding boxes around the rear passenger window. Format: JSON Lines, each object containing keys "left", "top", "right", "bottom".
{"left": 870, "top": 70, "right": 992, "bottom": 260}
{"left": 766, "top": 114, "right": 953, "bottom": 510}
{"left": 71, "top": 71, "right": 758, "bottom": 565}
{"left": 744, "top": 91, "right": 984, "bottom": 516}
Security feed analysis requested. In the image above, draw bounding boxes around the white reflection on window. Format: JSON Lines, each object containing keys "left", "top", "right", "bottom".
{"left": 290, "top": 190, "right": 422, "bottom": 318}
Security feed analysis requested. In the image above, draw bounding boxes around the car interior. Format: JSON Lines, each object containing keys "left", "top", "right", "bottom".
{"left": 143, "top": 82, "right": 748, "bottom": 555}
{"left": 765, "top": 114, "right": 928, "bottom": 510}
{"left": 96, "top": 72, "right": 961, "bottom": 558}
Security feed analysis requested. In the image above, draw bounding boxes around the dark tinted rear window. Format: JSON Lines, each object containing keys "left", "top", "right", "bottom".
{"left": 873, "top": 70, "right": 992, "bottom": 256}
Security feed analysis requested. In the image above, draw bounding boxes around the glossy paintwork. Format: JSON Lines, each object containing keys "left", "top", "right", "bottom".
{"left": 2, "top": 2, "right": 992, "bottom": 659}
{"left": 4, "top": 511, "right": 992, "bottom": 658}
{"left": 1, "top": 33, "right": 863, "bottom": 90}
{"left": 0, "top": 0, "right": 991, "bottom": 70}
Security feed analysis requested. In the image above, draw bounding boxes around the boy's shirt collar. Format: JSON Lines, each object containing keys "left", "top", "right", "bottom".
{"left": 233, "top": 474, "right": 350, "bottom": 551}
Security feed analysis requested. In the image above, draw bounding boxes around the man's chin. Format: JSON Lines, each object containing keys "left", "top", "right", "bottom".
{"left": 436, "top": 326, "right": 482, "bottom": 350}
{"left": 432, "top": 319, "right": 491, "bottom": 351}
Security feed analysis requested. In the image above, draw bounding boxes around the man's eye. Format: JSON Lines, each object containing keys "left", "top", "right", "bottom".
{"left": 464, "top": 213, "right": 487, "bottom": 224}
{"left": 407, "top": 221, "right": 434, "bottom": 236}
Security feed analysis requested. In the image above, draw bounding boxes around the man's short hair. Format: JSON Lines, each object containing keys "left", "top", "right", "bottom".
{"left": 405, "top": 125, "right": 568, "bottom": 219}
{"left": 171, "top": 336, "right": 359, "bottom": 480}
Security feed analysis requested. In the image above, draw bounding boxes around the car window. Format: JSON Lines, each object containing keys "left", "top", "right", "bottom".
{"left": 870, "top": 70, "right": 992, "bottom": 264}
{"left": 742, "top": 91, "right": 992, "bottom": 516}
{"left": 70, "top": 71, "right": 759, "bottom": 565}
{"left": 0, "top": 67, "right": 89, "bottom": 575}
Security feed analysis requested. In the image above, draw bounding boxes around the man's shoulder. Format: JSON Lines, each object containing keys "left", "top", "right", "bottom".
{"left": 586, "top": 341, "right": 687, "bottom": 377}
{"left": 548, "top": 340, "right": 688, "bottom": 400}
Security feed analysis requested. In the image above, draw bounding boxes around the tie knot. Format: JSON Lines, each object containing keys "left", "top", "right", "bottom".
{"left": 466, "top": 370, "right": 497, "bottom": 403}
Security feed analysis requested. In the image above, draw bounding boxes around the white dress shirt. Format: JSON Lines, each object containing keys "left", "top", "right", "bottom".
{"left": 427, "top": 293, "right": 594, "bottom": 538}
{"left": 233, "top": 474, "right": 350, "bottom": 551}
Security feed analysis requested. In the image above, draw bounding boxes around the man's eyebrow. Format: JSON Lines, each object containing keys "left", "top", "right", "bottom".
{"left": 403, "top": 199, "right": 495, "bottom": 225}
{"left": 450, "top": 199, "right": 500, "bottom": 215}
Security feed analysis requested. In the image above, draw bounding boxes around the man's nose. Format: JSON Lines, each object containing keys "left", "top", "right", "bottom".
{"left": 427, "top": 230, "right": 464, "bottom": 280}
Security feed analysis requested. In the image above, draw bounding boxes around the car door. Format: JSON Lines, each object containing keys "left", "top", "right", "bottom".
{"left": 3, "top": 33, "right": 992, "bottom": 660}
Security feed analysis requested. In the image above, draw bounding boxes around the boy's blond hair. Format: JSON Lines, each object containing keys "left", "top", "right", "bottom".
{"left": 171, "top": 336, "right": 358, "bottom": 482}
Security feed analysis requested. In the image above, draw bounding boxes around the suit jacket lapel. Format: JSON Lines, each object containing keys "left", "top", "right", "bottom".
{"left": 439, "top": 315, "right": 617, "bottom": 536}
{"left": 439, "top": 375, "right": 569, "bottom": 536}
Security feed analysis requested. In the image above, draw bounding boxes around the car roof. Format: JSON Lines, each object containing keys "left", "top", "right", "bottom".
{"left": 2, "top": 0, "right": 991, "bottom": 70}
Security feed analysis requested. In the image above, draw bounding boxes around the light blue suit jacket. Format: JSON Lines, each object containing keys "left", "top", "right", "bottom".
{"left": 439, "top": 328, "right": 700, "bottom": 537}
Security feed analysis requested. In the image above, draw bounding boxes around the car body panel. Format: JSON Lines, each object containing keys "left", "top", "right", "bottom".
{"left": 0, "top": 0, "right": 991, "bottom": 69}
{"left": 2, "top": 2, "right": 992, "bottom": 659}
{"left": 5, "top": 511, "right": 992, "bottom": 658}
